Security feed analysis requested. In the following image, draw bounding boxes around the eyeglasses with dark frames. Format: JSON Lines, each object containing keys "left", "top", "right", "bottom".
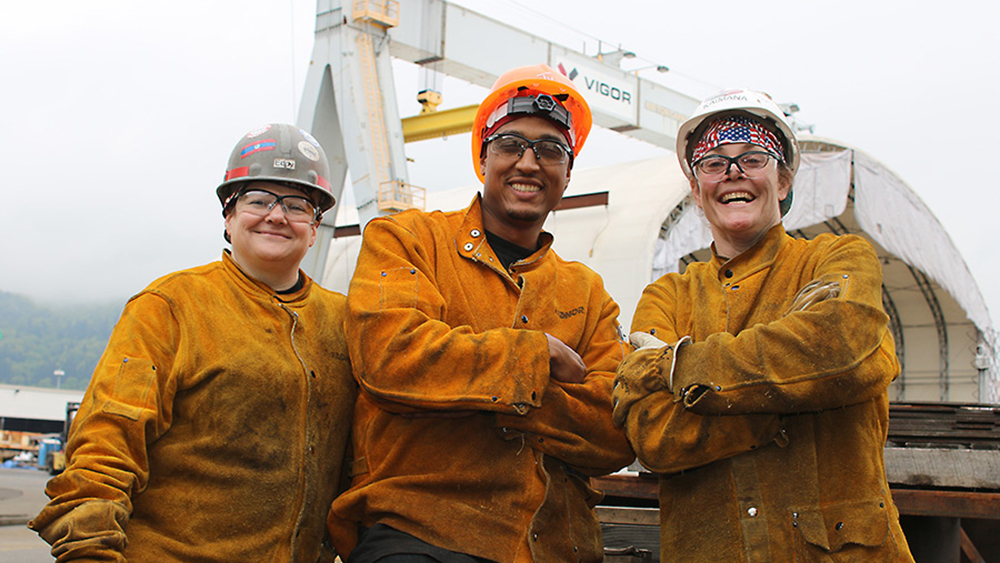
{"left": 485, "top": 133, "right": 572, "bottom": 166}
{"left": 692, "top": 150, "right": 779, "bottom": 178}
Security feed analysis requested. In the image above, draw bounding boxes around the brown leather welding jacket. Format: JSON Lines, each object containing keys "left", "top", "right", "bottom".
{"left": 329, "top": 194, "right": 635, "bottom": 563}
{"left": 625, "top": 225, "right": 914, "bottom": 562}
{"left": 30, "top": 252, "right": 356, "bottom": 562}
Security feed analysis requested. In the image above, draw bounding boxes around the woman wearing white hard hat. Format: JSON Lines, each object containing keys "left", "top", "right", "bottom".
{"left": 611, "top": 89, "right": 915, "bottom": 561}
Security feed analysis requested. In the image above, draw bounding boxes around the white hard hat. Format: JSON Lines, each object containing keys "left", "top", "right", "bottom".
{"left": 676, "top": 88, "right": 800, "bottom": 181}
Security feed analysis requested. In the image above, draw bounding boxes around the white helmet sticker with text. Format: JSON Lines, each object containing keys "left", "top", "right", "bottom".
{"left": 298, "top": 141, "right": 319, "bottom": 161}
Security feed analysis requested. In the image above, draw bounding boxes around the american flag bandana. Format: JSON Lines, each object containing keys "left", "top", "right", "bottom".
{"left": 691, "top": 115, "right": 784, "bottom": 164}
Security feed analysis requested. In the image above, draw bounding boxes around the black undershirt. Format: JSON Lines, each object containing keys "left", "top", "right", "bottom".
{"left": 275, "top": 273, "right": 304, "bottom": 294}
{"left": 485, "top": 230, "right": 535, "bottom": 271}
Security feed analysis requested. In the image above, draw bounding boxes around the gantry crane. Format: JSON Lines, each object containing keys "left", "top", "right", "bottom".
{"left": 296, "top": 0, "right": 699, "bottom": 280}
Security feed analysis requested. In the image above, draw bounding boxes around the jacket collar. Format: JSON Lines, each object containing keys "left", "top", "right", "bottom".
{"left": 454, "top": 194, "right": 554, "bottom": 275}
{"left": 710, "top": 223, "right": 789, "bottom": 279}
{"left": 221, "top": 249, "right": 312, "bottom": 303}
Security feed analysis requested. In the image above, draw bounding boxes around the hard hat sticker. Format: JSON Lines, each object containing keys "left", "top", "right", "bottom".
{"left": 273, "top": 158, "right": 296, "bottom": 170}
{"left": 299, "top": 129, "right": 321, "bottom": 147}
{"left": 297, "top": 141, "right": 320, "bottom": 161}
{"left": 245, "top": 125, "right": 272, "bottom": 139}
{"left": 241, "top": 139, "right": 277, "bottom": 158}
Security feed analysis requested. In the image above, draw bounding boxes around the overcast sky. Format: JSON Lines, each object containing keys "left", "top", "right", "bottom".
{"left": 2, "top": 0, "right": 997, "bottom": 332}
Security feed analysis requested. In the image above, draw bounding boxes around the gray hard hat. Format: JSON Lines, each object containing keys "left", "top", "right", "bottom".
{"left": 217, "top": 124, "right": 335, "bottom": 214}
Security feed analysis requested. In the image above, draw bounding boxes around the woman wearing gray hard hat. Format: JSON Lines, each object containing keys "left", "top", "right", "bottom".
{"left": 612, "top": 90, "right": 915, "bottom": 561}
{"left": 30, "top": 123, "right": 355, "bottom": 562}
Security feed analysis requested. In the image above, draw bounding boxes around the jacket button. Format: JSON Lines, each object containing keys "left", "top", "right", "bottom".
{"left": 463, "top": 242, "right": 474, "bottom": 251}
{"left": 747, "top": 507, "right": 758, "bottom": 517}
{"left": 470, "top": 229, "right": 481, "bottom": 237}
{"left": 792, "top": 512, "right": 799, "bottom": 519}
{"left": 724, "top": 269, "right": 733, "bottom": 278}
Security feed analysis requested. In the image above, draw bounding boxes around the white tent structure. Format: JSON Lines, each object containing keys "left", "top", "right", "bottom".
{"left": 322, "top": 136, "right": 998, "bottom": 404}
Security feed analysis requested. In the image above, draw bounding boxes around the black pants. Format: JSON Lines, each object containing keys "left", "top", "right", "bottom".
{"left": 348, "top": 524, "right": 496, "bottom": 563}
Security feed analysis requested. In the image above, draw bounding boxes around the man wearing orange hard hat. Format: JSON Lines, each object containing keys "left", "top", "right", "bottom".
{"left": 328, "top": 64, "right": 633, "bottom": 562}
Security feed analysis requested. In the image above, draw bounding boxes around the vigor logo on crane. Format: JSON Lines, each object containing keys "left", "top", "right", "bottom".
{"left": 557, "top": 63, "right": 633, "bottom": 106}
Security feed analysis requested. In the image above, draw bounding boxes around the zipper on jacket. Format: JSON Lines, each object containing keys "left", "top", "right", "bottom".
{"left": 275, "top": 299, "right": 314, "bottom": 560}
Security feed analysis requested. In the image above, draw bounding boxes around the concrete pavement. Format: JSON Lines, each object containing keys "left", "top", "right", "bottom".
{"left": 0, "top": 467, "right": 54, "bottom": 562}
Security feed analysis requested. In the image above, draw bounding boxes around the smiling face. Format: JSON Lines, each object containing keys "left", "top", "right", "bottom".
{"left": 478, "top": 116, "right": 571, "bottom": 248}
{"left": 690, "top": 142, "right": 790, "bottom": 258}
{"left": 224, "top": 181, "right": 318, "bottom": 289}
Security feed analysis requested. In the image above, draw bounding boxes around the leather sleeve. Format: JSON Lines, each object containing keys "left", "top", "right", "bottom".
{"left": 496, "top": 295, "right": 635, "bottom": 475}
{"left": 29, "top": 292, "right": 180, "bottom": 560}
{"left": 672, "top": 237, "right": 899, "bottom": 415}
{"left": 346, "top": 216, "right": 549, "bottom": 414}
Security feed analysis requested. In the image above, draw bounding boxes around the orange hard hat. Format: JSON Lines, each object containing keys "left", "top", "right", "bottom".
{"left": 472, "top": 63, "right": 592, "bottom": 183}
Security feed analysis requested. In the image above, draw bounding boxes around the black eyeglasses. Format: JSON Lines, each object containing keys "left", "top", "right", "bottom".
{"left": 485, "top": 133, "right": 572, "bottom": 165}
{"left": 692, "top": 150, "right": 779, "bottom": 178}
{"left": 234, "top": 189, "right": 318, "bottom": 223}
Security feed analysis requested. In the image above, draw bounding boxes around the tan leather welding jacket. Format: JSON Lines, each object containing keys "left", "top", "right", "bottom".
{"left": 330, "top": 195, "right": 635, "bottom": 563}
{"left": 625, "top": 225, "right": 914, "bottom": 562}
{"left": 30, "top": 252, "right": 355, "bottom": 562}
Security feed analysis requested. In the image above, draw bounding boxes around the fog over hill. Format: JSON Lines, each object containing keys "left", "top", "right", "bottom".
{"left": 0, "top": 292, "right": 122, "bottom": 390}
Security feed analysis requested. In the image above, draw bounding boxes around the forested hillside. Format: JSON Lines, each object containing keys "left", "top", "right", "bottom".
{"left": 0, "top": 292, "right": 124, "bottom": 390}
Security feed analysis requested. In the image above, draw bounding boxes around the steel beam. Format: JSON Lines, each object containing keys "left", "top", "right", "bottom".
{"left": 401, "top": 104, "right": 477, "bottom": 142}
{"left": 389, "top": 0, "right": 699, "bottom": 149}
{"left": 553, "top": 191, "right": 609, "bottom": 211}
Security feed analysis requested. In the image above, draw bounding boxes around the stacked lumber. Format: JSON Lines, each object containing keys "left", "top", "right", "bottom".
{"left": 888, "top": 403, "right": 1000, "bottom": 450}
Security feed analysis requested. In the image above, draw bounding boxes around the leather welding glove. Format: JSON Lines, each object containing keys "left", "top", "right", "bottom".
{"left": 784, "top": 278, "right": 841, "bottom": 316}
{"left": 34, "top": 499, "right": 129, "bottom": 561}
{"left": 612, "top": 332, "right": 689, "bottom": 428}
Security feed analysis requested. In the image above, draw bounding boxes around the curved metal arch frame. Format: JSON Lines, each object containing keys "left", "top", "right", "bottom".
{"left": 905, "top": 264, "right": 951, "bottom": 401}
